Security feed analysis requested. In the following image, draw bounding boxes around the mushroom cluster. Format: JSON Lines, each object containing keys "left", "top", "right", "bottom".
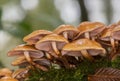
{"left": 0, "top": 68, "right": 29, "bottom": 81}
{"left": 4, "top": 21, "right": 120, "bottom": 81}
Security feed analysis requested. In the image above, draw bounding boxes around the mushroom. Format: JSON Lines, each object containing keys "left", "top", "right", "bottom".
{"left": 100, "top": 24, "right": 116, "bottom": 47}
{"left": 111, "top": 25, "right": 120, "bottom": 41}
{"left": 0, "top": 77, "right": 18, "bottom": 81}
{"left": 35, "top": 34, "right": 70, "bottom": 68}
{"left": 53, "top": 25, "right": 79, "bottom": 41}
{"left": 11, "top": 55, "right": 49, "bottom": 71}
{"left": 74, "top": 21, "right": 105, "bottom": 40}
{"left": 12, "top": 68, "right": 29, "bottom": 81}
{"left": 100, "top": 24, "right": 120, "bottom": 57}
{"left": 32, "top": 58, "right": 51, "bottom": 68}
{"left": 35, "top": 34, "right": 69, "bottom": 57}
{"left": 11, "top": 56, "right": 29, "bottom": 67}
{"left": 0, "top": 68, "right": 12, "bottom": 78}
{"left": 109, "top": 25, "right": 120, "bottom": 59}
{"left": 8, "top": 44, "right": 44, "bottom": 59}
{"left": 62, "top": 38, "right": 106, "bottom": 61}
{"left": 8, "top": 44, "right": 49, "bottom": 71}
{"left": 23, "top": 30, "right": 52, "bottom": 45}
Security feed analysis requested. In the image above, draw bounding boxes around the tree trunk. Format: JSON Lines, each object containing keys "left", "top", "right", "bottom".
{"left": 78, "top": 0, "right": 89, "bottom": 22}
{"left": 104, "top": 0, "right": 113, "bottom": 24}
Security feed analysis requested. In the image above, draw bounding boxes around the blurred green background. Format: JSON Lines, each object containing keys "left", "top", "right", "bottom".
{"left": 0, "top": 0, "right": 120, "bottom": 69}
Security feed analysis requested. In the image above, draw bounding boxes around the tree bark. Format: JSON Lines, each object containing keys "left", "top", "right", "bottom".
{"left": 104, "top": 0, "right": 113, "bottom": 24}
{"left": 78, "top": 0, "right": 89, "bottom": 22}
{"left": 0, "top": 8, "right": 3, "bottom": 30}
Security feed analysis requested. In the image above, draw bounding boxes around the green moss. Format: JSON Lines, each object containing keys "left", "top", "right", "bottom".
{"left": 26, "top": 57, "right": 120, "bottom": 81}
{"left": 111, "top": 56, "right": 120, "bottom": 69}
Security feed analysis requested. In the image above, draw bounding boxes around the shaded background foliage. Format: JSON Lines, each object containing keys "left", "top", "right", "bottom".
{"left": 0, "top": 0, "right": 120, "bottom": 69}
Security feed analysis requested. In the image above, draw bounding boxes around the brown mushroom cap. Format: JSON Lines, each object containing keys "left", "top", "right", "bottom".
{"left": 0, "top": 77, "right": 18, "bottom": 81}
{"left": 100, "top": 24, "right": 120, "bottom": 48}
{"left": 11, "top": 56, "right": 27, "bottom": 66}
{"left": 112, "top": 25, "right": 120, "bottom": 40}
{"left": 12, "top": 55, "right": 51, "bottom": 68}
{"left": 62, "top": 38, "right": 106, "bottom": 57}
{"left": 76, "top": 21, "right": 105, "bottom": 39}
{"left": 53, "top": 25, "right": 79, "bottom": 40}
{"left": 0, "top": 68, "right": 12, "bottom": 78}
{"left": 12, "top": 68, "right": 29, "bottom": 79}
{"left": 78, "top": 22, "right": 105, "bottom": 34}
{"left": 100, "top": 24, "right": 116, "bottom": 41}
{"left": 100, "top": 28, "right": 112, "bottom": 41}
{"left": 35, "top": 34, "right": 69, "bottom": 57}
{"left": 8, "top": 44, "right": 44, "bottom": 58}
{"left": 23, "top": 30, "right": 52, "bottom": 45}
{"left": 32, "top": 58, "right": 51, "bottom": 68}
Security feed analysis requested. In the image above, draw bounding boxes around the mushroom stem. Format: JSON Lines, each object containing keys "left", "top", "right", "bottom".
{"left": 111, "top": 54, "right": 118, "bottom": 61}
{"left": 110, "top": 37, "right": 115, "bottom": 49}
{"left": 51, "top": 42, "right": 60, "bottom": 55}
{"left": 109, "top": 38, "right": 118, "bottom": 60}
{"left": 73, "top": 33, "right": 80, "bottom": 40}
{"left": 91, "top": 37, "right": 96, "bottom": 41}
{"left": 24, "top": 51, "right": 48, "bottom": 71}
{"left": 63, "top": 31, "right": 68, "bottom": 39}
{"left": 85, "top": 32, "right": 90, "bottom": 39}
{"left": 32, "top": 62, "right": 48, "bottom": 71}
{"left": 45, "top": 52, "right": 53, "bottom": 60}
{"left": 23, "top": 51, "right": 35, "bottom": 70}
{"left": 24, "top": 51, "right": 32, "bottom": 63}
{"left": 80, "top": 50, "right": 94, "bottom": 61}
{"left": 115, "top": 41, "right": 119, "bottom": 49}
{"left": 61, "top": 56, "right": 70, "bottom": 69}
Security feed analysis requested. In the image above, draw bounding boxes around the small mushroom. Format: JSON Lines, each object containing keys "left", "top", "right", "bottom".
{"left": 111, "top": 25, "right": 120, "bottom": 40}
{"left": 111, "top": 25, "right": 120, "bottom": 47}
{"left": 53, "top": 25, "right": 79, "bottom": 41}
{"left": 100, "top": 24, "right": 116, "bottom": 47}
{"left": 109, "top": 25, "right": 120, "bottom": 59}
{"left": 8, "top": 44, "right": 44, "bottom": 59}
{"left": 11, "top": 55, "right": 49, "bottom": 71}
{"left": 35, "top": 34, "right": 69, "bottom": 57}
{"left": 8, "top": 44, "right": 45, "bottom": 69}
{"left": 11, "top": 56, "right": 28, "bottom": 66}
{"left": 0, "top": 77, "right": 18, "bottom": 81}
{"left": 35, "top": 34, "right": 70, "bottom": 68}
{"left": 75, "top": 21, "right": 105, "bottom": 40}
{"left": 23, "top": 30, "right": 52, "bottom": 45}
{"left": 0, "top": 68, "right": 12, "bottom": 78}
{"left": 12, "top": 68, "right": 29, "bottom": 81}
{"left": 32, "top": 58, "right": 51, "bottom": 68}
{"left": 100, "top": 24, "right": 120, "bottom": 56}
{"left": 62, "top": 38, "right": 106, "bottom": 61}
